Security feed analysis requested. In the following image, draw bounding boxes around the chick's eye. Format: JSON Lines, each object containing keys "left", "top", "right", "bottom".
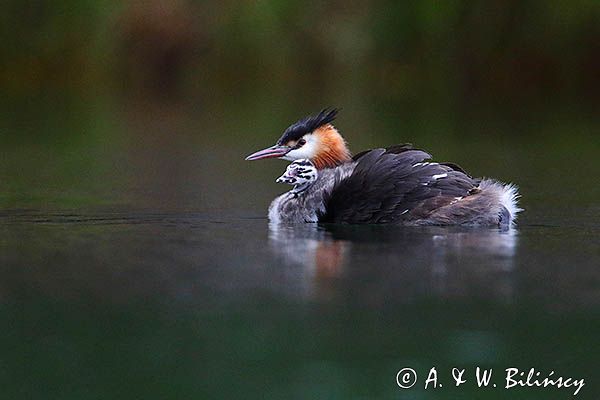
{"left": 298, "top": 139, "right": 306, "bottom": 146}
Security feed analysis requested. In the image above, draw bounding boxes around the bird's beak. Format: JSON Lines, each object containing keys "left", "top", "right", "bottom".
{"left": 245, "top": 145, "right": 291, "bottom": 161}
{"left": 276, "top": 174, "right": 295, "bottom": 184}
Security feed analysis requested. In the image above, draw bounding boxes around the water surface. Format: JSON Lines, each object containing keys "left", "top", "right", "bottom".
{"left": 1, "top": 101, "right": 599, "bottom": 399}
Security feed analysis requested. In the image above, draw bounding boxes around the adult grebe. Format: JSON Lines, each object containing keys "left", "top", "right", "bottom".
{"left": 247, "top": 109, "right": 522, "bottom": 227}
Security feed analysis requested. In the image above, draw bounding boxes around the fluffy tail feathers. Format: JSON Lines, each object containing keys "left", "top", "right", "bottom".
{"left": 479, "top": 179, "right": 523, "bottom": 228}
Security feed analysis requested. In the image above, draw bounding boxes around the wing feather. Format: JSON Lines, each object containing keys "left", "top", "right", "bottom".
{"left": 319, "top": 146, "right": 477, "bottom": 223}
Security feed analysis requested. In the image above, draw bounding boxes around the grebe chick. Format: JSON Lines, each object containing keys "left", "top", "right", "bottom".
{"left": 275, "top": 159, "right": 318, "bottom": 195}
{"left": 269, "top": 159, "right": 325, "bottom": 223}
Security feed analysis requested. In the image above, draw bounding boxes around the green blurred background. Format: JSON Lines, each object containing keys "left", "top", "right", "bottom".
{"left": 1, "top": 0, "right": 598, "bottom": 211}
{"left": 2, "top": 0, "right": 598, "bottom": 106}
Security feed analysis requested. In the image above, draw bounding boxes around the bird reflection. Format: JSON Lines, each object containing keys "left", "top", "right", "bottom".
{"left": 268, "top": 223, "right": 518, "bottom": 304}
{"left": 268, "top": 223, "right": 350, "bottom": 300}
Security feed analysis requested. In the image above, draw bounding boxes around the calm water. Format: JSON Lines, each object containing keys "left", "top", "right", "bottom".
{"left": 1, "top": 100, "right": 599, "bottom": 399}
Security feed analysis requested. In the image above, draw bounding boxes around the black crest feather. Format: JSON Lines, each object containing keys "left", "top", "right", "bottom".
{"left": 277, "top": 108, "right": 338, "bottom": 145}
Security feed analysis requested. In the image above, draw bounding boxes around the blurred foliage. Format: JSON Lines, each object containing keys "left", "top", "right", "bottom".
{"left": 0, "top": 1, "right": 598, "bottom": 209}
{"left": 0, "top": 0, "right": 597, "bottom": 109}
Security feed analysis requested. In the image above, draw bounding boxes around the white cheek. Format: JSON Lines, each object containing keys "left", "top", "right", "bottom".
{"left": 282, "top": 135, "right": 318, "bottom": 161}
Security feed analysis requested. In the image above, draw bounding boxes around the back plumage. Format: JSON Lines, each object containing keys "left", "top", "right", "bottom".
{"left": 319, "top": 145, "right": 478, "bottom": 224}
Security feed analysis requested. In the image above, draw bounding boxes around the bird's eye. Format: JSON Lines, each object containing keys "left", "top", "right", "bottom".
{"left": 298, "top": 139, "right": 306, "bottom": 146}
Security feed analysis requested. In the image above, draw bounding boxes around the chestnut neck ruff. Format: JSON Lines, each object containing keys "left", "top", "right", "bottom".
{"left": 312, "top": 125, "right": 351, "bottom": 169}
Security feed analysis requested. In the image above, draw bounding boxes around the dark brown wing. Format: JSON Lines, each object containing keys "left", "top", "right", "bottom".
{"left": 319, "top": 146, "right": 477, "bottom": 224}
{"left": 351, "top": 143, "right": 416, "bottom": 162}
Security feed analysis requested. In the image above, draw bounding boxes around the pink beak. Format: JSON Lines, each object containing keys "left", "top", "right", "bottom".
{"left": 245, "top": 145, "right": 291, "bottom": 161}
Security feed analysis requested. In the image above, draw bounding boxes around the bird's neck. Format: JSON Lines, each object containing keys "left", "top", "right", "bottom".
{"left": 291, "top": 182, "right": 311, "bottom": 196}
{"left": 312, "top": 125, "right": 351, "bottom": 169}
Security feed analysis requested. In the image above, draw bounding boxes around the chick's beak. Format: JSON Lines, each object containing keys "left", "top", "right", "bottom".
{"left": 245, "top": 145, "right": 290, "bottom": 161}
{"left": 276, "top": 175, "right": 295, "bottom": 184}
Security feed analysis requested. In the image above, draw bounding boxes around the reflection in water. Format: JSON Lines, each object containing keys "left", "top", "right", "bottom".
{"left": 1, "top": 213, "right": 519, "bottom": 308}
{"left": 268, "top": 223, "right": 350, "bottom": 300}
{"left": 269, "top": 223, "right": 517, "bottom": 304}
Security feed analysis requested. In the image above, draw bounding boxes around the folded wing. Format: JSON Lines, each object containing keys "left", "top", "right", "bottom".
{"left": 319, "top": 145, "right": 477, "bottom": 224}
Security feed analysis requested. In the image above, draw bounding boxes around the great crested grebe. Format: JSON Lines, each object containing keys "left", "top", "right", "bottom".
{"left": 246, "top": 109, "right": 522, "bottom": 227}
